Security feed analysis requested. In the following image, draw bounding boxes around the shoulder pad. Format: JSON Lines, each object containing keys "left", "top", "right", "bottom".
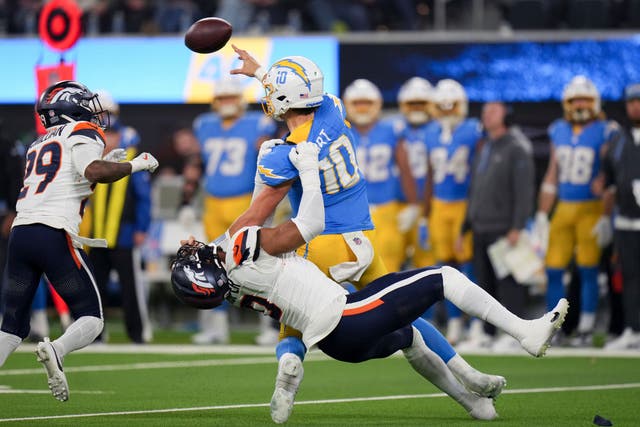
{"left": 69, "top": 121, "right": 106, "bottom": 145}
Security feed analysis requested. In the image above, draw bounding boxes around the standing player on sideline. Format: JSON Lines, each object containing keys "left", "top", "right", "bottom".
{"left": 345, "top": 78, "right": 420, "bottom": 272}
{"left": 424, "top": 79, "right": 482, "bottom": 345}
{"left": 227, "top": 46, "right": 504, "bottom": 423}
{"left": 531, "top": 76, "right": 620, "bottom": 346}
{"left": 192, "top": 78, "right": 277, "bottom": 345}
{"left": 173, "top": 142, "right": 568, "bottom": 423}
{"left": 394, "top": 76, "right": 436, "bottom": 270}
{"left": 0, "top": 81, "right": 158, "bottom": 400}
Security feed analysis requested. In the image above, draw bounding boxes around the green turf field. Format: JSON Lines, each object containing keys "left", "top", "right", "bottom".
{"left": 1, "top": 346, "right": 639, "bottom": 426}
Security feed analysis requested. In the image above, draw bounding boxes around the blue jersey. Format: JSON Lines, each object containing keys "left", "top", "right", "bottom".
{"left": 193, "top": 111, "right": 276, "bottom": 198}
{"left": 549, "top": 119, "right": 619, "bottom": 201}
{"left": 394, "top": 118, "right": 430, "bottom": 202}
{"left": 354, "top": 119, "right": 399, "bottom": 205}
{"left": 258, "top": 94, "right": 373, "bottom": 234}
{"left": 425, "top": 118, "right": 481, "bottom": 201}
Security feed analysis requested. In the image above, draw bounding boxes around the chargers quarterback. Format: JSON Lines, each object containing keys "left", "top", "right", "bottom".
{"left": 172, "top": 142, "right": 568, "bottom": 424}
{"left": 0, "top": 81, "right": 158, "bottom": 401}
{"left": 224, "top": 45, "right": 509, "bottom": 424}
{"left": 532, "top": 76, "right": 620, "bottom": 345}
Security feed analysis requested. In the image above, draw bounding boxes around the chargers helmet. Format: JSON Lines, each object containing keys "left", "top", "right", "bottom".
{"left": 562, "top": 75, "right": 601, "bottom": 123}
{"left": 261, "top": 56, "right": 324, "bottom": 121}
{"left": 432, "top": 79, "right": 468, "bottom": 126}
{"left": 212, "top": 78, "right": 246, "bottom": 119}
{"left": 398, "top": 77, "right": 433, "bottom": 125}
{"left": 343, "top": 79, "right": 382, "bottom": 126}
{"left": 171, "top": 241, "right": 230, "bottom": 309}
{"left": 36, "top": 80, "right": 106, "bottom": 129}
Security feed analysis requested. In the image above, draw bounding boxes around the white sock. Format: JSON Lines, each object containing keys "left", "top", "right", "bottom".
{"left": 0, "top": 331, "right": 22, "bottom": 367}
{"left": 53, "top": 316, "right": 104, "bottom": 359}
{"left": 447, "top": 354, "right": 482, "bottom": 384}
{"left": 577, "top": 312, "right": 596, "bottom": 334}
{"left": 403, "top": 327, "right": 479, "bottom": 413}
{"left": 441, "top": 266, "right": 528, "bottom": 341}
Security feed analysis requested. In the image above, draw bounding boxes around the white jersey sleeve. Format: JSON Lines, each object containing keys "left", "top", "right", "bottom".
{"left": 71, "top": 141, "right": 104, "bottom": 177}
{"left": 13, "top": 121, "right": 105, "bottom": 236}
{"left": 225, "top": 226, "right": 347, "bottom": 350}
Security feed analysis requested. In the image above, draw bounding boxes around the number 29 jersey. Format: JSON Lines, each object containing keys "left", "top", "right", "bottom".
{"left": 257, "top": 94, "right": 374, "bottom": 234}
{"left": 549, "top": 119, "right": 619, "bottom": 201}
{"left": 14, "top": 121, "right": 105, "bottom": 235}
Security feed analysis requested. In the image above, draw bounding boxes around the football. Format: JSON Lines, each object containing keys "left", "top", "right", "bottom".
{"left": 184, "top": 17, "right": 232, "bottom": 54}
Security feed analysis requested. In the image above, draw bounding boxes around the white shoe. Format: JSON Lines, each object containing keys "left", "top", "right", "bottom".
{"left": 605, "top": 328, "right": 640, "bottom": 350}
{"left": 270, "top": 353, "right": 303, "bottom": 424}
{"left": 255, "top": 328, "right": 280, "bottom": 346}
{"left": 35, "top": 338, "right": 68, "bottom": 402}
{"left": 467, "top": 395, "right": 498, "bottom": 420}
{"left": 463, "top": 373, "right": 507, "bottom": 399}
{"left": 446, "top": 317, "right": 464, "bottom": 345}
{"left": 520, "top": 298, "right": 569, "bottom": 357}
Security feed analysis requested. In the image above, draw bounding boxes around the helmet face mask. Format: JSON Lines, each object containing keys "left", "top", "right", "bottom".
{"left": 37, "top": 80, "right": 108, "bottom": 129}
{"left": 398, "top": 77, "right": 433, "bottom": 125}
{"left": 562, "top": 76, "right": 601, "bottom": 123}
{"left": 432, "top": 79, "right": 468, "bottom": 128}
{"left": 212, "top": 78, "right": 246, "bottom": 119}
{"left": 171, "top": 242, "right": 231, "bottom": 310}
{"left": 261, "top": 56, "right": 324, "bottom": 121}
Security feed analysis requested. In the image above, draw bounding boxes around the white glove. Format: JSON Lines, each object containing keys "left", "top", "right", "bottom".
{"left": 258, "top": 138, "right": 285, "bottom": 162}
{"left": 129, "top": 152, "right": 159, "bottom": 173}
{"left": 288, "top": 142, "right": 320, "bottom": 174}
{"left": 102, "top": 148, "right": 127, "bottom": 163}
{"left": 397, "top": 204, "right": 421, "bottom": 233}
{"left": 530, "top": 211, "right": 550, "bottom": 256}
{"left": 591, "top": 215, "right": 613, "bottom": 248}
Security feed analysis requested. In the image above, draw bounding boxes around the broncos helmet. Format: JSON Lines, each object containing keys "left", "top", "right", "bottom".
{"left": 171, "top": 241, "right": 231, "bottom": 309}
{"left": 36, "top": 80, "right": 107, "bottom": 129}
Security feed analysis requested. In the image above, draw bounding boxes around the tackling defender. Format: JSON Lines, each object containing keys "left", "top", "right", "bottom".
{"left": 172, "top": 142, "right": 568, "bottom": 423}
{"left": 0, "top": 80, "right": 159, "bottom": 401}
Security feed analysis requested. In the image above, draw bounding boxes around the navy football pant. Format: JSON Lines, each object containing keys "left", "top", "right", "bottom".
{"left": 318, "top": 267, "right": 444, "bottom": 363}
{"left": 1, "top": 224, "right": 102, "bottom": 338}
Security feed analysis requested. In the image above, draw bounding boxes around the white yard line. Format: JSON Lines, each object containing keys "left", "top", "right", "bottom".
{"left": 1, "top": 383, "right": 639, "bottom": 423}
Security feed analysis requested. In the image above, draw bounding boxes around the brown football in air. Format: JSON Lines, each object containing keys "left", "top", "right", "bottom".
{"left": 184, "top": 17, "right": 232, "bottom": 54}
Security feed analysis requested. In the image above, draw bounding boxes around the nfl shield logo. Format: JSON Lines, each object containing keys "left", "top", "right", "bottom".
{"left": 353, "top": 237, "right": 362, "bottom": 245}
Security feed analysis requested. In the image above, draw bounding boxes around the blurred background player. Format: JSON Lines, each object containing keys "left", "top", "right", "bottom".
{"left": 192, "top": 77, "right": 277, "bottom": 345}
{"left": 460, "top": 101, "right": 535, "bottom": 351}
{"left": 532, "top": 75, "right": 620, "bottom": 346}
{"left": 424, "top": 79, "right": 481, "bottom": 345}
{"left": 81, "top": 90, "right": 153, "bottom": 344}
{"left": 345, "top": 78, "right": 419, "bottom": 272}
{"left": 395, "top": 76, "right": 436, "bottom": 270}
{"left": 602, "top": 83, "right": 640, "bottom": 350}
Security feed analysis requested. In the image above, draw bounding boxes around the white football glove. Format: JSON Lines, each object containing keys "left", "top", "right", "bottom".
{"left": 288, "top": 142, "right": 320, "bottom": 174}
{"left": 102, "top": 148, "right": 127, "bottom": 163}
{"left": 591, "top": 215, "right": 613, "bottom": 248}
{"left": 129, "top": 152, "right": 159, "bottom": 173}
{"left": 397, "top": 204, "right": 421, "bottom": 233}
{"left": 258, "top": 138, "right": 285, "bottom": 161}
{"left": 530, "top": 211, "right": 550, "bottom": 256}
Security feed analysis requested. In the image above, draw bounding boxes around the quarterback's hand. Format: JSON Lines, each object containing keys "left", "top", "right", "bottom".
{"left": 397, "top": 204, "right": 421, "bottom": 233}
{"left": 417, "top": 217, "right": 430, "bottom": 250}
{"left": 258, "top": 138, "right": 285, "bottom": 161}
{"left": 289, "top": 142, "right": 320, "bottom": 174}
{"left": 591, "top": 215, "right": 613, "bottom": 248}
{"left": 102, "top": 148, "right": 127, "bottom": 163}
{"left": 129, "top": 152, "right": 159, "bottom": 173}
{"left": 230, "top": 44, "right": 262, "bottom": 79}
{"left": 530, "top": 211, "right": 550, "bottom": 255}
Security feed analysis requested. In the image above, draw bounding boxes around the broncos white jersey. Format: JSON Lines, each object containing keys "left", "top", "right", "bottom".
{"left": 14, "top": 121, "right": 105, "bottom": 236}
{"left": 225, "top": 226, "right": 348, "bottom": 349}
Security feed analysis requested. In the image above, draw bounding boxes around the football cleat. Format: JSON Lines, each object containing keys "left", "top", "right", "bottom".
{"left": 35, "top": 338, "right": 69, "bottom": 402}
{"left": 520, "top": 298, "right": 569, "bottom": 357}
{"left": 604, "top": 328, "right": 640, "bottom": 351}
{"left": 270, "top": 353, "right": 304, "bottom": 424}
{"left": 467, "top": 395, "right": 498, "bottom": 420}
{"left": 464, "top": 373, "right": 507, "bottom": 400}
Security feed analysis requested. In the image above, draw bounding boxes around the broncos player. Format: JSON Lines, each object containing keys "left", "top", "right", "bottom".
{"left": 424, "top": 79, "right": 482, "bottom": 344}
{"left": 173, "top": 142, "right": 568, "bottom": 424}
{"left": 532, "top": 76, "right": 620, "bottom": 346}
{"left": 192, "top": 78, "right": 277, "bottom": 345}
{"left": 395, "top": 77, "right": 436, "bottom": 269}
{"left": 0, "top": 80, "right": 158, "bottom": 401}
{"left": 344, "top": 79, "right": 420, "bottom": 272}
{"left": 228, "top": 46, "right": 505, "bottom": 424}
